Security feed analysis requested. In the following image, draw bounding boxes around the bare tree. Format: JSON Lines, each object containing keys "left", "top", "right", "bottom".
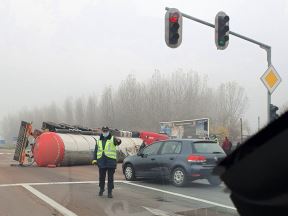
{"left": 86, "top": 94, "right": 98, "bottom": 128}
{"left": 114, "top": 74, "right": 145, "bottom": 130}
{"left": 31, "top": 107, "right": 45, "bottom": 129}
{"left": 0, "top": 70, "right": 249, "bottom": 141}
{"left": 142, "top": 70, "right": 172, "bottom": 131}
{"left": 214, "top": 82, "right": 248, "bottom": 138}
{"left": 64, "top": 97, "right": 74, "bottom": 124}
{"left": 99, "top": 87, "right": 114, "bottom": 127}
{"left": 42, "top": 102, "right": 61, "bottom": 123}
{"left": 168, "top": 70, "right": 209, "bottom": 120}
{"left": 74, "top": 97, "right": 86, "bottom": 126}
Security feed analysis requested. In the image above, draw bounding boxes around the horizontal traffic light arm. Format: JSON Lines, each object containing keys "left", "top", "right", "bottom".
{"left": 165, "top": 7, "right": 270, "bottom": 50}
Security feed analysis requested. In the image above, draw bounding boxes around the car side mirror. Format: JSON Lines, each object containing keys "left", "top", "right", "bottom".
{"left": 137, "top": 152, "right": 143, "bottom": 157}
{"left": 137, "top": 152, "right": 148, "bottom": 158}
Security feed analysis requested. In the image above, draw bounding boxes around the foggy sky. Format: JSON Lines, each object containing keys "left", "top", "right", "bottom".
{"left": 0, "top": 0, "right": 287, "bottom": 133}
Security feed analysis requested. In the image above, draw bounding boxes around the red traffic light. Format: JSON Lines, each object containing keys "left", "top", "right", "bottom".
{"left": 169, "top": 13, "right": 179, "bottom": 23}
{"left": 165, "top": 8, "right": 182, "bottom": 48}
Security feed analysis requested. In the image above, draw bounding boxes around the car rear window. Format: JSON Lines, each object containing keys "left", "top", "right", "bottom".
{"left": 192, "top": 142, "right": 225, "bottom": 154}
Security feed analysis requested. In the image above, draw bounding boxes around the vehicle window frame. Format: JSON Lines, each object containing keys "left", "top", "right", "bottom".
{"left": 142, "top": 141, "right": 163, "bottom": 156}
{"left": 159, "top": 141, "right": 182, "bottom": 155}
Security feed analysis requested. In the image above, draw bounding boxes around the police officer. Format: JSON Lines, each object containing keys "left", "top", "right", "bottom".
{"left": 92, "top": 126, "right": 121, "bottom": 198}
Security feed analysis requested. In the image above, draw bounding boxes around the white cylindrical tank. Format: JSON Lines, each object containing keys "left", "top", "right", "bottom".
{"left": 33, "top": 132, "right": 142, "bottom": 167}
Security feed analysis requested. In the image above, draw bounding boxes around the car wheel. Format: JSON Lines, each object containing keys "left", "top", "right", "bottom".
{"left": 172, "top": 167, "right": 187, "bottom": 187}
{"left": 207, "top": 176, "right": 222, "bottom": 186}
{"left": 124, "top": 164, "right": 136, "bottom": 181}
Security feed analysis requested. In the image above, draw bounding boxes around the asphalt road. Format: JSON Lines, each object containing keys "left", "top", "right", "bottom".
{"left": 0, "top": 149, "right": 238, "bottom": 216}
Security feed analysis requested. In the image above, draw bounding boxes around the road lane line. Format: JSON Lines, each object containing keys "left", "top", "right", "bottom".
{"left": 123, "top": 181, "right": 236, "bottom": 211}
{"left": 143, "top": 206, "right": 180, "bottom": 216}
{"left": 25, "top": 181, "right": 100, "bottom": 186}
{"left": 22, "top": 184, "right": 78, "bottom": 216}
{"left": 0, "top": 180, "right": 125, "bottom": 187}
{"left": 0, "top": 183, "right": 24, "bottom": 187}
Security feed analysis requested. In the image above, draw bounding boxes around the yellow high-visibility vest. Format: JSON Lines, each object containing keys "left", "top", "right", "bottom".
{"left": 97, "top": 136, "right": 117, "bottom": 160}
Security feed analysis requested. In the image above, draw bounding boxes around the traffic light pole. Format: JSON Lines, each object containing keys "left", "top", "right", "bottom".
{"left": 265, "top": 48, "right": 272, "bottom": 123}
{"left": 240, "top": 118, "right": 243, "bottom": 143}
{"left": 165, "top": 7, "right": 272, "bottom": 123}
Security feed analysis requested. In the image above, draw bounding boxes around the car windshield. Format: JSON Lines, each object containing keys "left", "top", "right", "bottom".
{"left": 192, "top": 142, "right": 225, "bottom": 154}
{"left": 0, "top": 1, "right": 286, "bottom": 216}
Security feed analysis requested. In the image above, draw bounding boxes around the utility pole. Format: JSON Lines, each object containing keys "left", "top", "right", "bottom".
{"left": 258, "top": 116, "right": 260, "bottom": 131}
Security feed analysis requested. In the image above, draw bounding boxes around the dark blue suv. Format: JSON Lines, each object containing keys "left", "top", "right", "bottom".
{"left": 122, "top": 139, "right": 226, "bottom": 187}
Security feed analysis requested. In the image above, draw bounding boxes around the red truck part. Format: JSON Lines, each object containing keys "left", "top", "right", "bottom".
{"left": 139, "top": 131, "right": 169, "bottom": 145}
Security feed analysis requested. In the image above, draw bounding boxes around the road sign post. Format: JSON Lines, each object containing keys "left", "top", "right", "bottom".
{"left": 261, "top": 63, "right": 281, "bottom": 122}
{"left": 240, "top": 118, "right": 243, "bottom": 143}
{"left": 266, "top": 47, "right": 272, "bottom": 123}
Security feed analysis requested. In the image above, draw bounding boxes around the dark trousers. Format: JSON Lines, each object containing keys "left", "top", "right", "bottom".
{"left": 99, "top": 168, "right": 115, "bottom": 193}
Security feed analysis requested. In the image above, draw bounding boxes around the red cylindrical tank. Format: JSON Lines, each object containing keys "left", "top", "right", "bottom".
{"left": 33, "top": 132, "right": 65, "bottom": 167}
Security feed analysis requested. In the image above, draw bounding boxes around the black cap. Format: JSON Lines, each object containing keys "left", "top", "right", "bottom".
{"left": 102, "top": 126, "right": 110, "bottom": 132}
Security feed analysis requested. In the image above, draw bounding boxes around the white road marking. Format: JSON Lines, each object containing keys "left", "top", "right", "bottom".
{"left": 0, "top": 183, "right": 24, "bottom": 187}
{"left": 0, "top": 180, "right": 125, "bottom": 187}
{"left": 143, "top": 206, "right": 180, "bottom": 216}
{"left": 123, "top": 181, "right": 236, "bottom": 211}
{"left": 0, "top": 153, "right": 12, "bottom": 155}
{"left": 22, "top": 184, "right": 78, "bottom": 216}
{"left": 0, "top": 180, "right": 235, "bottom": 211}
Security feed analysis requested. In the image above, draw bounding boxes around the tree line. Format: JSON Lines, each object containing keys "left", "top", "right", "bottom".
{"left": 0, "top": 70, "right": 248, "bottom": 143}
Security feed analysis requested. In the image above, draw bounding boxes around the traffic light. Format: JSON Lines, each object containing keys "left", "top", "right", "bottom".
{"left": 270, "top": 104, "right": 279, "bottom": 121}
{"left": 215, "top": 11, "right": 230, "bottom": 50}
{"left": 165, "top": 8, "right": 182, "bottom": 48}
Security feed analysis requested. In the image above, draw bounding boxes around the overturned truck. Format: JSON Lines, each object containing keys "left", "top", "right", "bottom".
{"left": 13, "top": 121, "right": 168, "bottom": 167}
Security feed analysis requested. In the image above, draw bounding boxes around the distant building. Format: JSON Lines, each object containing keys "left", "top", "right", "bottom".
{"left": 12, "top": 136, "right": 18, "bottom": 145}
{"left": 160, "top": 118, "right": 210, "bottom": 139}
{"left": 0, "top": 136, "right": 5, "bottom": 145}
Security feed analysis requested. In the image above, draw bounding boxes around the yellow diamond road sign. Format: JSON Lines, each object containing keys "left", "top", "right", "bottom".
{"left": 261, "top": 65, "right": 281, "bottom": 94}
